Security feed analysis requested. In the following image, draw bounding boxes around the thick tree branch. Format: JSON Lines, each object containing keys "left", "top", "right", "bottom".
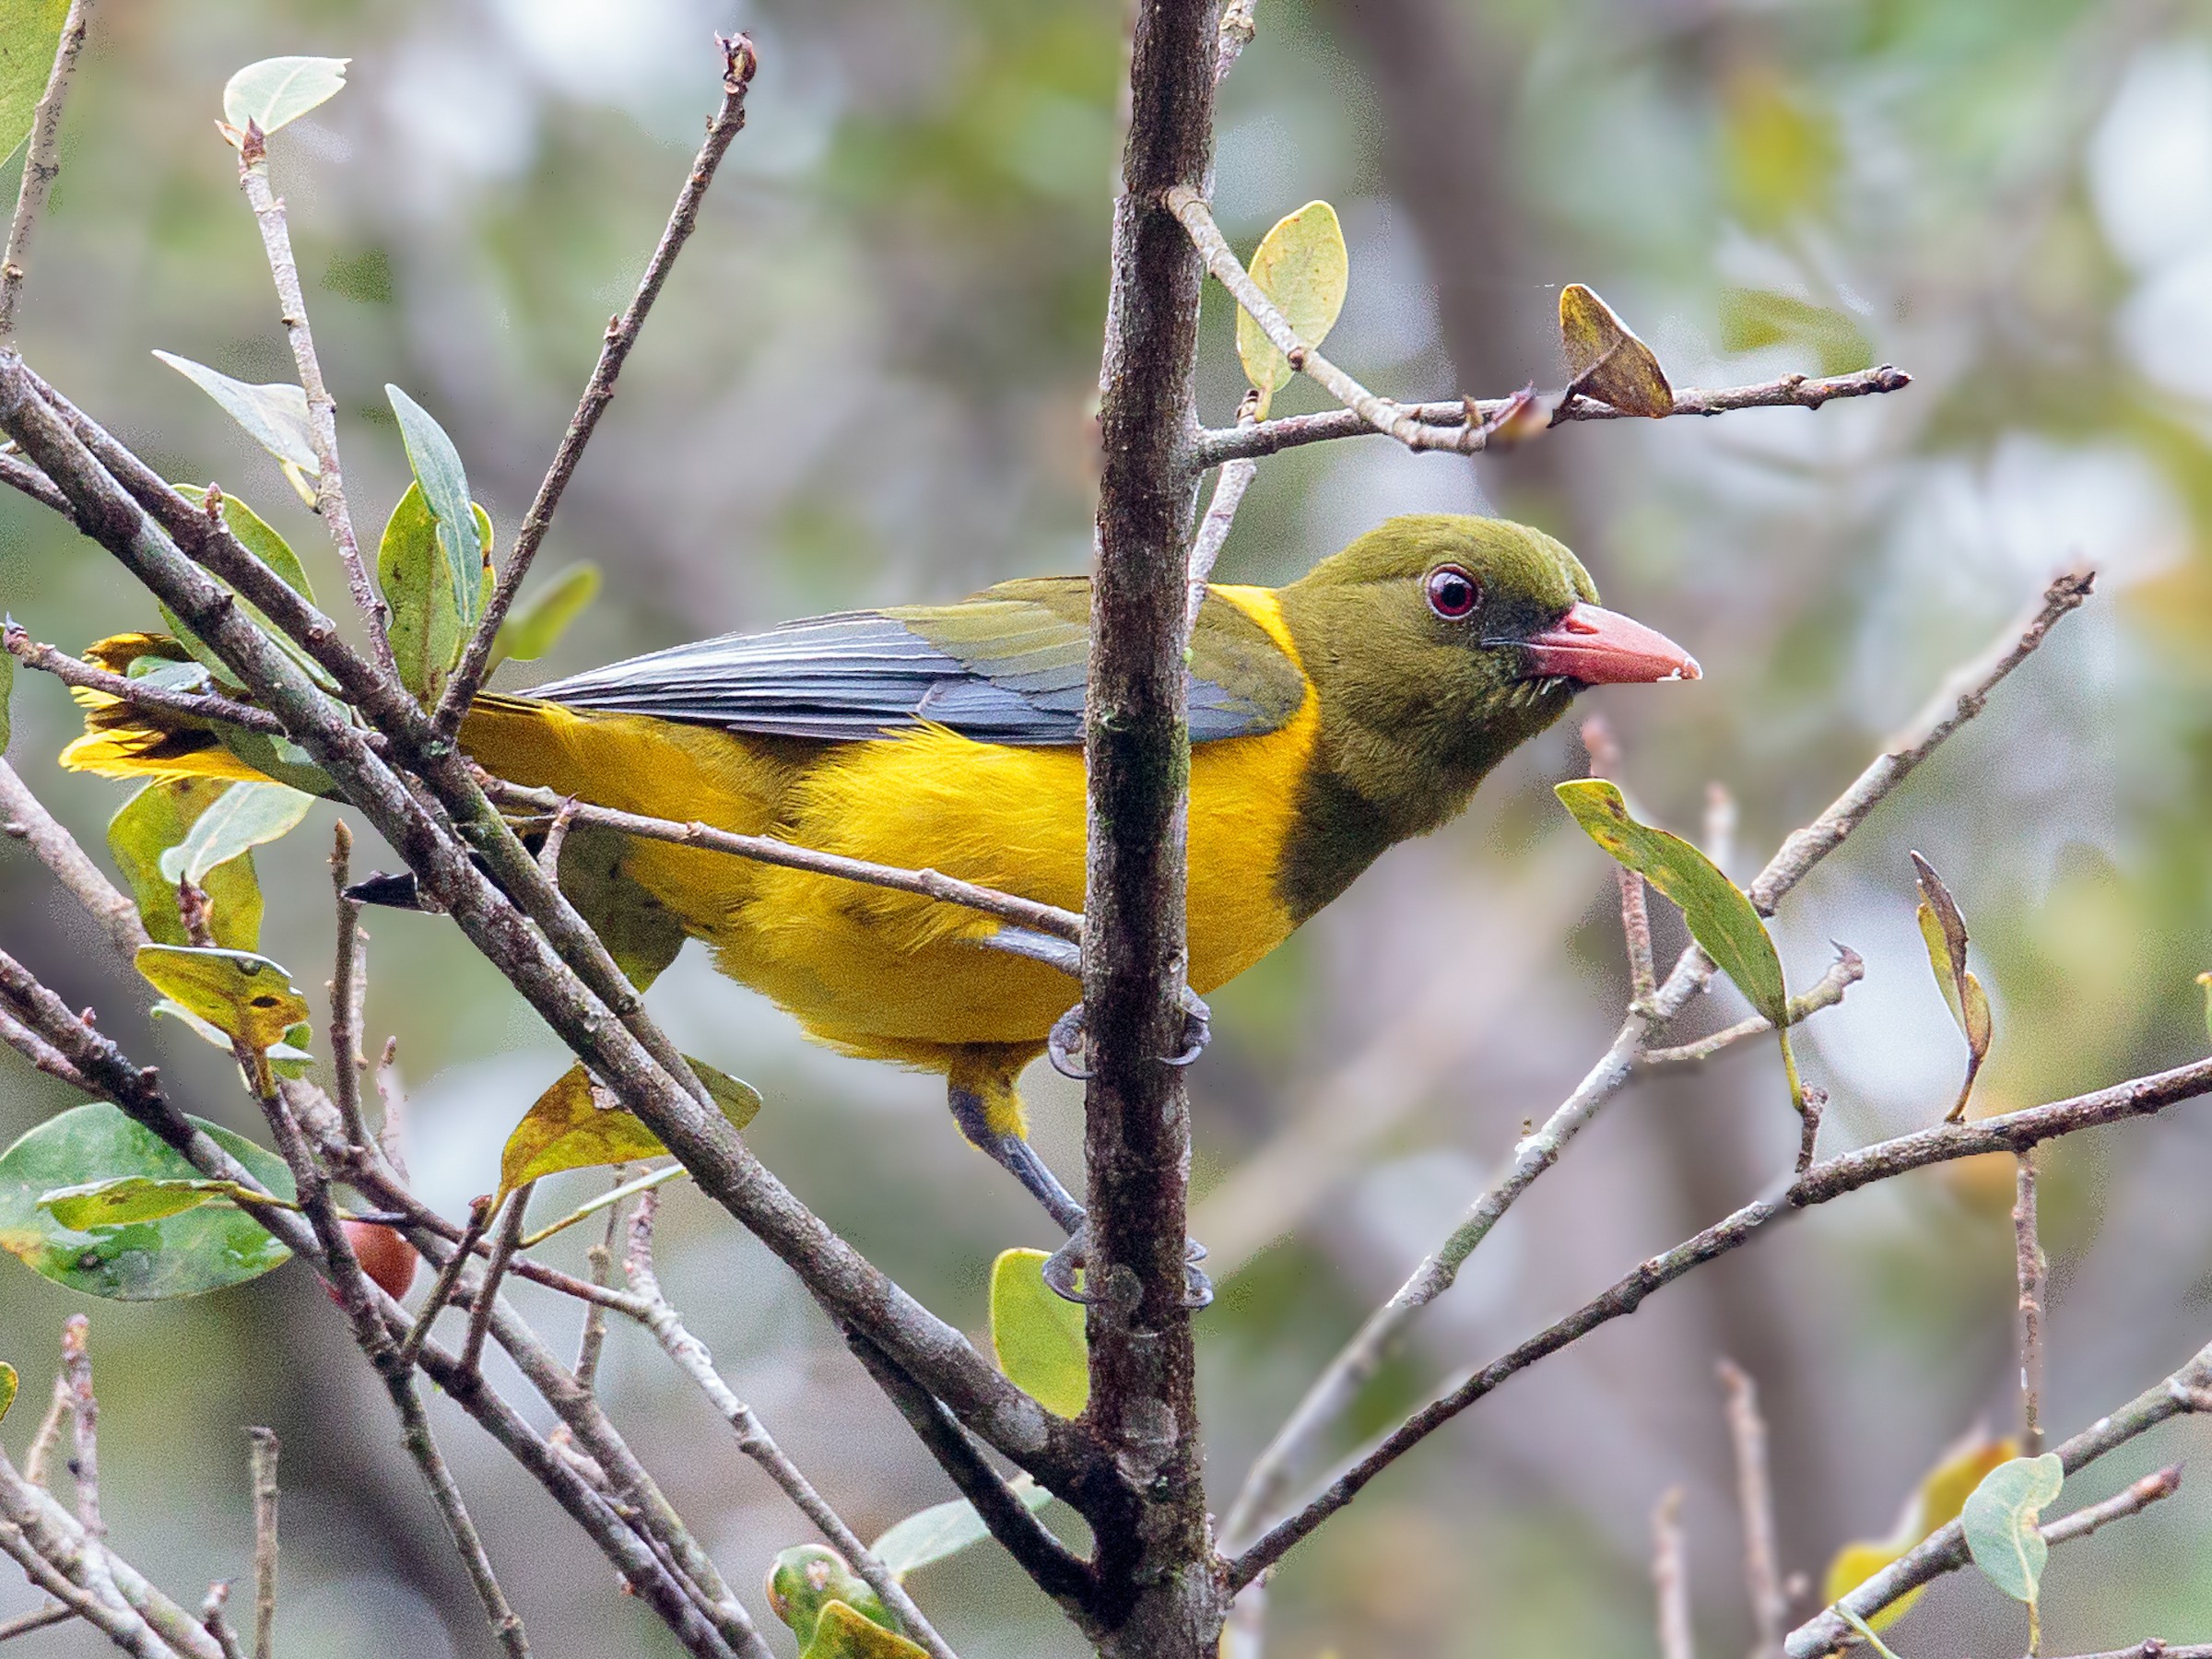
{"left": 437, "top": 34, "right": 758, "bottom": 732}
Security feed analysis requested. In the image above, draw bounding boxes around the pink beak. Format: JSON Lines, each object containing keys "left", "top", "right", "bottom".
{"left": 1515, "top": 602, "right": 1701, "bottom": 686}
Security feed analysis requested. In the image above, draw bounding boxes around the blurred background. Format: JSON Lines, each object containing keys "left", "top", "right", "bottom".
{"left": 2, "top": 0, "right": 2210, "bottom": 1653}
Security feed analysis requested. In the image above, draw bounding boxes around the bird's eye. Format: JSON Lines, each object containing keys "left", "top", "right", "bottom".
{"left": 1426, "top": 565, "right": 1481, "bottom": 620}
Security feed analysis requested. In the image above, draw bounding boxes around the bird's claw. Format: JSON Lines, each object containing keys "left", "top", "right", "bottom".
{"left": 1039, "top": 1225, "right": 1213, "bottom": 1310}
{"left": 1047, "top": 990, "right": 1212, "bottom": 1077}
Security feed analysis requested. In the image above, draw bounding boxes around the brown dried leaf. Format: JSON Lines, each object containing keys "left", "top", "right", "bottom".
{"left": 1559, "top": 283, "right": 1674, "bottom": 418}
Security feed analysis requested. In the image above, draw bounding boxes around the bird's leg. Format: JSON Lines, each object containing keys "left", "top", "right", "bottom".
{"left": 947, "top": 1084, "right": 1088, "bottom": 1235}
{"left": 1046, "top": 986, "right": 1213, "bottom": 1077}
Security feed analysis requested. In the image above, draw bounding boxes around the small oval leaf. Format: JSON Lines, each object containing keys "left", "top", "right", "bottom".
{"left": 1961, "top": 1453, "right": 2064, "bottom": 1605}
{"left": 379, "top": 481, "right": 492, "bottom": 705}
{"left": 222, "top": 56, "right": 349, "bottom": 138}
{"left": 870, "top": 1476, "right": 1054, "bottom": 1581}
{"left": 1235, "top": 200, "right": 1349, "bottom": 418}
{"left": 989, "top": 1247, "right": 1088, "bottom": 1418}
{"left": 766, "top": 1546, "right": 897, "bottom": 1648}
{"left": 385, "top": 385, "right": 483, "bottom": 629}
{"left": 157, "top": 781, "right": 312, "bottom": 888}
{"left": 0, "top": 1104, "right": 294, "bottom": 1300}
{"left": 1559, "top": 283, "right": 1674, "bottom": 417}
{"left": 491, "top": 562, "right": 601, "bottom": 667}
{"left": 498, "top": 1058, "right": 760, "bottom": 1201}
{"left": 1912, "top": 852, "right": 1993, "bottom": 1120}
{"left": 134, "top": 945, "right": 310, "bottom": 1053}
{"left": 108, "top": 780, "right": 266, "bottom": 951}
{"left": 154, "top": 352, "right": 319, "bottom": 478}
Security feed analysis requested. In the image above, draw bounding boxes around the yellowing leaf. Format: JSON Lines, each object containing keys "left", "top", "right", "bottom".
{"left": 805, "top": 1601, "right": 928, "bottom": 1659}
{"left": 497, "top": 1058, "right": 760, "bottom": 1201}
{"left": 109, "top": 779, "right": 266, "bottom": 950}
{"left": 0, "top": 1362, "right": 17, "bottom": 1424}
{"left": 133, "top": 945, "right": 309, "bottom": 1053}
{"left": 767, "top": 1546, "right": 898, "bottom": 1649}
{"left": 1722, "top": 67, "right": 1838, "bottom": 232}
{"left": 1961, "top": 1453, "right": 2064, "bottom": 1606}
{"left": 1558, "top": 284, "right": 1674, "bottom": 417}
{"left": 1822, "top": 1432, "right": 2018, "bottom": 1630}
{"left": 1911, "top": 853, "right": 1992, "bottom": 1122}
{"left": 1235, "top": 200, "right": 1349, "bottom": 418}
{"left": 39, "top": 1174, "right": 296, "bottom": 1230}
{"left": 989, "top": 1247, "right": 1088, "bottom": 1418}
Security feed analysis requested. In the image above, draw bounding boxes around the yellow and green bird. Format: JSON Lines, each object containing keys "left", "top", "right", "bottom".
{"left": 65, "top": 513, "right": 1697, "bottom": 1292}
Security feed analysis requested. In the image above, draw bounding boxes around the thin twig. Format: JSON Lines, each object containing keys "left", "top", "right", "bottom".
{"left": 1582, "top": 716, "right": 1655, "bottom": 1004}
{"left": 373, "top": 1037, "right": 406, "bottom": 1179}
{"left": 0, "top": 1600, "right": 74, "bottom": 1641}
{"left": 1639, "top": 951, "right": 1865, "bottom": 1068}
{"left": 2041, "top": 1465, "right": 2182, "bottom": 1548}
{"left": 1185, "top": 388, "right": 1259, "bottom": 640}
{"left": 522, "top": 1162, "right": 684, "bottom": 1251}
{"left": 233, "top": 124, "right": 389, "bottom": 674}
{"left": 200, "top": 1583, "right": 244, "bottom": 1659}
{"left": 1653, "top": 1487, "right": 1693, "bottom": 1659}
{"left": 460, "top": 1186, "right": 531, "bottom": 1380}
{"left": 1190, "top": 363, "right": 1915, "bottom": 469}
{"left": 22, "top": 1374, "right": 68, "bottom": 1490}
{"left": 1214, "top": 0, "right": 1256, "bottom": 83}
{"left": 483, "top": 778, "right": 1083, "bottom": 943}
{"left": 1232, "top": 1047, "right": 2212, "bottom": 1591}
{"left": 535, "top": 798, "right": 578, "bottom": 886}
{"left": 0, "top": 759, "right": 148, "bottom": 960}
{"left": 59, "top": 1318, "right": 99, "bottom": 1539}
{"left": 7, "top": 619, "right": 288, "bottom": 736}
{"left": 572, "top": 1169, "right": 628, "bottom": 1394}
{"left": 0, "top": 0, "right": 92, "bottom": 343}
{"left": 327, "top": 823, "right": 370, "bottom": 1149}
{"left": 0, "top": 1005, "right": 94, "bottom": 1093}
{"left": 437, "top": 33, "right": 759, "bottom": 733}
{"left": 623, "top": 1194, "right": 956, "bottom": 1659}
{"left": 0, "top": 1523, "right": 165, "bottom": 1658}
{"left": 1717, "top": 1360, "right": 1787, "bottom": 1655}
{"left": 398, "top": 1196, "right": 492, "bottom": 1373}
{"left": 2017, "top": 1148, "right": 2048, "bottom": 1455}
{"left": 245, "top": 1430, "right": 276, "bottom": 1659}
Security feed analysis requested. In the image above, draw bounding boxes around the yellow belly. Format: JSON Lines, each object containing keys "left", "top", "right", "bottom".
{"left": 462, "top": 586, "right": 1317, "bottom": 1079}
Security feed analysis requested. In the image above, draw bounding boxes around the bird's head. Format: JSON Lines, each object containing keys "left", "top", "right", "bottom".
{"left": 1273, "top": 514, "right": 1696, "bottom": 892}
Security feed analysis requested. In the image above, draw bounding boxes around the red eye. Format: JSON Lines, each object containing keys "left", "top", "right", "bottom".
{"left": 1426, "top": 565, "right": 1481, "bottom": 619}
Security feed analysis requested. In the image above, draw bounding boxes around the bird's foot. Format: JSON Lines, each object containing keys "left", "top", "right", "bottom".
{"left": 1045, "top": 988, "right": 1213, "bottom": 1079}
{"left": 1041, "top": 1223, "right": 1213, "bottom": 1311}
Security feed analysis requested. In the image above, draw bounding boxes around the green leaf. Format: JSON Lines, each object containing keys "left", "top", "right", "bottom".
{"left": 1559, "top": 284, "right": 1674, "bottom": 418}
{"left": 154, "top": 353, "right": 318, "bottom": 479}
{"left": 0, "top": 1362, "right": 17, "bottom": 1424}
{"left": 1556, "top": 781, "right": 1785, "bottom": 1022}
{"left": 385, "top": 385, "right": 483, "bottom": 631}
{"left": 491, "top": 562, "right": 601, "bottom": 667}
{"left": 497, "top": 1058, "right": 759, "bottom": 1202}
{"left": 767, "top": 1546, "right": 898, "bottom": 1648}
{"left": 157, "top": 781, "right": 312, "bottom": 888}
{"left": 988, "top": 1247, "right": 1088, "bottom": 1418}
{"left": 1960, "top": 1453, "right": 2064, "bottom": 1605}
{"left": 804, "top": 1602, "right": 928, "bottom": 1659}
{"left": 379, "top": 481, "right": 492, "bottom": 705}
{"left": 39, "top": 1174, "right": 297, "bottom": 1230}
{"left": 221, "top": 56, "right": 348, "bottom": 139}
{"left": 0, "top": 1103, "right": 294, "bottom": 1300}
{"left": 1235, "top": 200, "right": 1348, "bottom": 419}
{"left": 1823, "top": 1431, "right": 2018, "bottom": 1630}
{"left": 108, "top": 780, "right": 266, "bottom": 950}
{"left": 1557, "top": 779, "right": 1802, "bottom": 1110}
{"left": 134, "top": 945, "right": 309, "bottom": 1053}
{"left": 871, "top": 1476, "right": 1054, "bottom": 1581}
{"left": 1911, "top": 852, "right": 1992, "bottom": 1121}
{"left": 0, "top": 0, "right": 70, "bottom": 163}
{"left": 1719, "top": 288, "right": 1871, "bottom": 376}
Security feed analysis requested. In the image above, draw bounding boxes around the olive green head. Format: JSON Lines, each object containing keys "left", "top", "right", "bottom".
{"left": 1271, "top": 514, "right": 1692, "bottom": 919}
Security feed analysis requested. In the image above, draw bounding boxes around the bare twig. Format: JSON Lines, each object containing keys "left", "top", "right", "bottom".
{"left": 22, "top": 1373, "right": 68, "bottom": 1490}
{"left": 1717, "top": 1360, "right": 1787, "bottom": 1655}
{"left": 1232, "top": 1048, "right": 2212, "bottom": 1590}
{"left": 0, "top": 759, "right": 148, "bottom": 960}
{"left": 483, "top": 779, "right": 1083, "bottom": 943}
{"left": 233, "top": 125, "right": 388, "bottom": 674}
{"left": 572, "top": 1169, "right": 628, "bottom": 1393}
{"left": 7, "top": 615, "right": 287, "bottom": 738}
{"left": 535, "top": 798, "right": 579, "bottom": 886}
{"left": 2016, "top": 1148, "right": 2047, "bottom": 1454}
{"left": 1582, "top": 716, "right": 1655, "bottom": 1004}
{"left": 200, "top": 1583, "right": 243, "bottom": 1659}
{"left": 59, "top": 1318, "right": 99, "bottom": 1539}
{"left": 0, "top": 0, "right": 92, "bottom": 342}
{"left": 327, "top": 823, "right": 370, "bottom": 1149}
{"left": 1185, "top": 388, "right": 1259, "bottom": 639}
{"left": 245, "top": 1430, "right": 276, "bottom": 1659}
{"left": 1190, "top": 364, "right": 1914, "bottom": 469}
{"left": 460, "top": 1186, "right": 530, "bottom": 1381}
{"left": 437, "top": 32, "right": 759, "bottom": 733}
{"left": 0, "top": 1600, "right": 74, "bottom": 1641}
{"left": 373, "top": 1037, "right": 406, "bottom": 1178}
{"left": 1639, "top": 951, "right": 1865, "bottom": 1069}
{"left": 2041, "top": 1465, "right": 2182, "bottom": 1547}
{"left": 1214, "top": 0, "right": 1256, "bottom": 83}
{"left": 1653, "top": 1487, "right": 1693, "bottom": 1659}
{"left": 0, "top": 1524, "right": 166, "bottom": 1658}
{"left": 395, "top": 1196, "right": 492, "bottom": 1371}
{"left": 623, "top": 1195, "right": 955, "bottom": 1659}
{"left": 0, "top": 1004, "right": 94, "bottom": 1093}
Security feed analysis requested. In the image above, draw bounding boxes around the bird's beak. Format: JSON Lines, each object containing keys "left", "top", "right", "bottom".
{"left": 1512, "top": 603, "right": 1700, "bottom": 686}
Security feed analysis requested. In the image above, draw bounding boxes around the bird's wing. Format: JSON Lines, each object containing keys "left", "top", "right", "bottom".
{"left": 524, "top": 578, "right": 1308, "bottom": 747}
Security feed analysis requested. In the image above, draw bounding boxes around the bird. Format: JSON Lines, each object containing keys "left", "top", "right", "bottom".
{"left": 63, "top": 512, "right": 1698, "bottom": 1300}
